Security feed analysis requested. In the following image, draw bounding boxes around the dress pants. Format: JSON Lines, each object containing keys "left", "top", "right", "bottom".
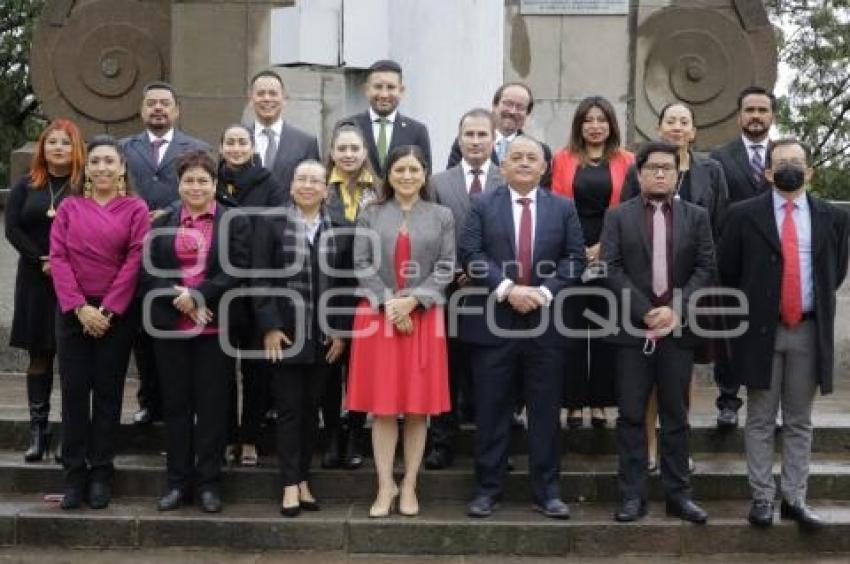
{"left": 563, "top": 289, "right": 618, "bottom": 409}
{"left": 616, "top": 339, "right": 692, "bottom": 502}
{"left": 134, "top": 329, "right": 162, "bottom": 417}
{"left": 154, "top": 334, "right": 230, "bottom": 494}
{"left": 429, "top": 334, "right": 472, "bottom": 454}
{"left": 746, "top": 320, "right": 818, "bottom": 504}
{"left": 319, "top": 363, "right": 343, "bottom": 440}
{"left": 470, "top": 339, "right": 565, "bottom": 503}
{"left": 226, "top": 328, "right": 268, "bottom": 445}
{"left": 272, "top": 359, "right": 330, "bottom": 486}
{"left": 57, "top": 308, "right": 136, "bottom": 490}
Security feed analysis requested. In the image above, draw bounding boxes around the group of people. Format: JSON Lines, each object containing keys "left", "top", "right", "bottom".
{"left": 4, "top": 58, "right": 848, "bottom": 529}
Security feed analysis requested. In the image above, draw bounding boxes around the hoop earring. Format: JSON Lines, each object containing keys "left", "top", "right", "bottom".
{"left": 83, "top": 179, "right": 93, "bottom": 198}
{"left": 116, "top": 176, "right": 126, "bottom": 197}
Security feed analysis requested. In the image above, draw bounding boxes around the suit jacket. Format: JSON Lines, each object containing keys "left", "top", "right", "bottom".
{"left": 446, "top": 132, "right": 554, "bottom": 188}
{"left": 710, "top": 138, "right": 771, "bottom": 203}
{"left": 620, "top": 151, "right": 729, "bottom": 234}
{"left": 251, "top": 204, "right": 356, "bottom": 364}
{"left": 599, "top": 197, "right": 716, "bottom": 348}
{"left": 141, "top": 204, "right": 251, "bottom": 331}
{"left": 717, "top": 190, "right": 849, "bottom": 393}
{"left": 352, "top": 199, "right": 455, "bottom": 308}
{"left": 120, "top": 130, "right": 210, "bottom": 210}
{"left": 428, "top": 164, "right": 504, "bottom": 256}
{"left": 250, "top": 122, "right": 321, "bottom": 202}
{"left": 459, "top": 185, "right": 585, "bottom": 346}
{"left": 346, "top": 110, "right": 431, "bottom": 176}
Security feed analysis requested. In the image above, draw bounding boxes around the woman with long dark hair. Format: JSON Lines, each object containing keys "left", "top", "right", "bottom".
{"left": 347, "top": 145, "right": 455, "bottom": 517}
{"left": 5, "top": 119, "right": 85, "bottom": 462}
{"left": 50, "top": 135, "right": 150, "bottom": 509}
{"left": 551, "top": 96, "right": 635, "bottom": 429}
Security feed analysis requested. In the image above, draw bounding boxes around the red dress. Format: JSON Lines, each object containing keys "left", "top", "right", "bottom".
{"left": 346, "top": 231, "right": 450, "bottom": 416}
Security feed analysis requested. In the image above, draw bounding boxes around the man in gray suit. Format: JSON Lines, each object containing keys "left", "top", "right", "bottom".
{"left": 119, "top": 82, "right": 210, "bottom": 425}
{"left": 425, "top": 109, "right": 504, "bottom": 470}
{"left": 248, "top": 70, "right": 321, "bottom": 201}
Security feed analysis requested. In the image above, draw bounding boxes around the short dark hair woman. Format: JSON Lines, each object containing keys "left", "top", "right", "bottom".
{"left": 5, "top": 119, "right": 85, "bottom": 463}
{"left": 49, "top": 135, "right": 151, "bottom": 510}
{"left": 143, "top": 149, "right": 250, "bottom": 513}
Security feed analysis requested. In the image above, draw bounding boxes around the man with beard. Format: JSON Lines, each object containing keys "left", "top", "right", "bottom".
{"left": 247, "top": 70, "right": 321, "bottom": 202}
{"left": 599, "top": 142, "right": 715, "bottom": 524}
{"left": 447, "top": 82, "right": 553, "bottom": 188}
{"left": 120, "top": 82, "right": 210, "bottom": 425}
{"left": 709, "top": 86, "right": 776, "bottom": 430}
{"left": 718, "top": 139, "right": 848, "bottom": 529}
{"left": 345, "top": 60, "right": 431, "bottom": 176}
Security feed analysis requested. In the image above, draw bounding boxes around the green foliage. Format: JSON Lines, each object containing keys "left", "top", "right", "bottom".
{"left": 767, "top": 0, "right": 850, "bottom": 199}
{"left": 0, "top": 0, "right": 45, "bottom": 189}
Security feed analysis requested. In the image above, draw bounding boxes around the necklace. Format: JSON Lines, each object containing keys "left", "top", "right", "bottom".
{"left": 46, "top": 177, "right": 68, "bottom": 218}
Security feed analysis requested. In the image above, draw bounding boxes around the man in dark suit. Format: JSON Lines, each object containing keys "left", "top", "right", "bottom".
{"left": 248, "top": 70, "right": 321, "bottom": 200}
{"left": 717, "top": 139, "right": 849, "bottom": 529}
{"left": 119, "top": 82, "right": 210, "bottom": 425}
{"left": 343, "top": 60, "right": 431, "bottom": 176}
{"left": 447, "top": 82, "right": 553, "bottom": 188}
{"left": 460, "top": 136, "right": 585, "bottom": 519}
{"left": 600, "top": 142, "right": 715, "bottom": 524}
{"left": 709, "top": 86, "right": 776, "bottom": 429}
{"left": 424, "top": 108, "right": 504, "bottom": 470}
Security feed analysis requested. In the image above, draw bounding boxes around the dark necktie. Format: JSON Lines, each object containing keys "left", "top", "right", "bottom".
{"left": 750, "top": 144, "right": 764, "bottom": 185}
{"left": 780, "top": 200, "right": 802, "bottom": 327}
{"left": 151, "top": 138, "right": 166, "bottom": 166}
{"left": 517, "top": 197, "right": 533, "bottom": 285}
{"left": 470, "top": 169, "right": 483, "bottom": 194}
{"left": 263, "top": 128, "right": 277, "bottom": 169}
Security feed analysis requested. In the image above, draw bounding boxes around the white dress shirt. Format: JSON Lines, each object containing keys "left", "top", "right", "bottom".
{"left": 254, "top": 119, "right": 283, "bottom": 167}
{"left": 369, "top": 108, "right": 396, "bottom": 148}
{"left": 772, "top": 189, "right": 814, "bottom": 313}
{"left": 461, "top": 159, "right": 492, "bottom": 194}
{"left": 147, "top": 129, "right": 174, "bottom": 166}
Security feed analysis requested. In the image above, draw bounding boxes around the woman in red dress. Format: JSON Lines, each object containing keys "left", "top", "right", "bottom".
{"left": 347, "top": 145, "right": 455, "bottom": 518}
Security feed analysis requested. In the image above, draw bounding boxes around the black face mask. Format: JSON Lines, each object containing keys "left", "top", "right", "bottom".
{"left": 772, "top": 166, "right": 805, "bottom": 192}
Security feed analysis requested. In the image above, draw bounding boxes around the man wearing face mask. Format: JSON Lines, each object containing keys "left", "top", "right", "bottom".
{"left": 709, "top": 86, "right": 776, "bottom": 429}
{"left": 718, "top": 139, "right": 849, "bottom": 530}
{"left": 599, "top": 142, "right": 715, "bottom": 524}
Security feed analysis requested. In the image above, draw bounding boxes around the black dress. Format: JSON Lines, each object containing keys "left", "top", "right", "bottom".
{"left": 5, "top": 175, "right": 70, "bottom": 352}
{"left": 564, "top": 163, "right": 618, "bottom": 410}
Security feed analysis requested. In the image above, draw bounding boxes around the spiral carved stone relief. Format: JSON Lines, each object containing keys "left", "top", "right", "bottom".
{"left": 635, "top": 3, "right": 777, "bottom": 149}
{"left": 30, "top": 0, "right": 170, "bottom": 139}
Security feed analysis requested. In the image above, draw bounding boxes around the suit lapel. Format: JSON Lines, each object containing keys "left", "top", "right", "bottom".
{"left": 389, "top": 112, "right": 405, "bottom": 152}
{"left": 731, "top": 139, "right": 761, "bottom": 195}
{"left": 808, "top": 193, "right": 828, "bottom": 259}
{"left": 751, "top": 191, "right": 781, "bottom": 253}
{"left": 498, "top": 188, "right": 516, "bottom": 257}
{"left": 533, "top": 190, "right": 551, "bottom": 263}
{"left": 484, "top": 166, "right": 502, "bottom": 191}
{"left": 688, "top": 156, "right": 710, "bottom": 205}
{"left": 131, "top": 133, "right": 158, "bottom": 172}
{"left": 672, "top": 199, "right": 686, "bottom": 261}
{"left": 628, "top": 199, "right": 651, "bottom": 259}
{"left": 449, "top": 167, "right": 469, "bottom": 216}
{"left": 158, "top": 131, "right": 184, "bottom": 172}
{"left": 359, "top": 112, "right": 380, "bottom": 170}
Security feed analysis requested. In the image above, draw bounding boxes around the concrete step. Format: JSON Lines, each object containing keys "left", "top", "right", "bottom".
{"left": 1, "top": 494, "right": 849, "bottom": 556}
{"left": 3, "top": 418, "right": 850, "bottom": 456}
{"left": 4, "top": 451, "right": 850, "bottom": 503}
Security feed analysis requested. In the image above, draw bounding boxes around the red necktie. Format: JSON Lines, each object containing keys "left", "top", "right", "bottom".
{"left": 470, "top": 169, "right": 483, "bottom": 194}
{"left": 780, "top": 200, "right": 802, "bottom": 327}
{"left": 517, "top": 197, "right": 533, "bottom": 285}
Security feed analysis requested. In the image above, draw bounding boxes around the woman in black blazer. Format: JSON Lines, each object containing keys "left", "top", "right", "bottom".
{"left": 620, "top": 102, "right": 729, "bottom": 472}
{"left": 252, "top": 160, "right": 355, "bottom": 517}
{"left": 143, "top": 150, "right": 250, "bottom": 513}
{"left": 217, "top": 124, "right": 287, "bottom": 466}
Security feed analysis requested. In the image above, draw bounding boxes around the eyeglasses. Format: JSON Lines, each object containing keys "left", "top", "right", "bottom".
{"left": 642, "top": 164, "right": 677, "bottom": 174}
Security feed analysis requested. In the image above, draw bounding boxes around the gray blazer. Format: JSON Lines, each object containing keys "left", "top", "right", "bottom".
{"left": 353, "top": 198, "right": 455, "bottom": 308}
{"left": 428, "top": 163, "right": 503, "bottom": 256}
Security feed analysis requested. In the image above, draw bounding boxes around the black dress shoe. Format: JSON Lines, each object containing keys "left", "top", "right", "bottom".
{"left": 665, "top": 498, "right": 708, "bottom": 524}
{"left": 321, "top": 433, "right": 342, "bottom": 469}
{"left": 467, "top": 495, "right": 497, "bottom": 518}
{"left": 87, "top": 481, "right": 111, "bottom": 509}
{"left": 591, "top": 416, "right": 607, "bottom": 429}
{"left": 716, "top": 408, "right": 739, "bottom": 429}
{"left": 533, "top": 498, "right": 570, "bottom": 520}
{"left": 299, "top": 499, "right": 320, "bottom": 511}
{"left": 343, "top": 438, "right": 364, "bottom": 469}
{"left": 566, "top": 416, "right": 583, "bottom": 429}
{"left": 615, "top": 498, "right": 648, "bottom": 522}
{"left": 199, "top": 490, "right": 222, "bottom": 513}
{"left": 506, "top": 457, "right": 515, "bottom": 472}
{"left": 157, "top": 489, "right": 186, "bottom": 511}
{"left": 780, "top": 500, "right": 823, "bottom": 529}
{"left": 748, "top": 499, "right": 774, "bottom": 527}
{"left": 423, "top": 448, "right": 453, "bottom": 470}
{"left": 280, "top": 503, "right": 301, "bottom": 518}
{"left": 60, "top": 488, "right": 83, "bottom": 510}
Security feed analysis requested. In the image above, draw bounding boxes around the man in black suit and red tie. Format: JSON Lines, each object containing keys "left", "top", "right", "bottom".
{"left": 717, "top": 139, "right": 849, "bottom": 529}
{"left": 709, "top": 86, "right": 776, "bottom": 429}
{"left": 599, "top": 142, "right": 715, "bottom": 524}
{"left": 344, "top": 60, "right": 431, "bottom": 176}
{"left": 460, "top": 136, "right": 585, "bottom": 519}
